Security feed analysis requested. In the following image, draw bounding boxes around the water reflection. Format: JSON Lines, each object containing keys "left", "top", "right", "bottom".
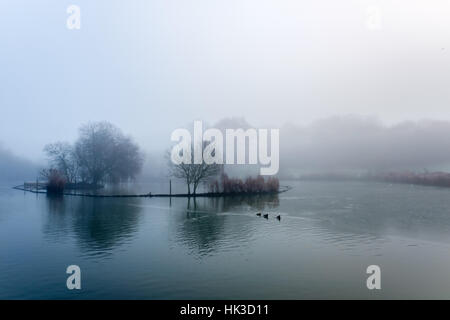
{"left": 173, "top": 194, "right": 280, "bottom": 257}
{"left": 8, "top": 181, "right": 450, "bottom": 298}
{"left": 185, "top": 193, "right": 280, "bottom": 212}
{"left": 43, "top": 191, "right": 284, "bottom": 259}
{"left": 42, "top": 193, "right": 281, "bottom": 259}
{"left": 278, "top": 181, "right": 450, "bottom": 243}
{"left": 43, "top": 195, "right": 71, "bottom": 242}
{"left": 44, "top": 195, "right": 143, "bottom": 256}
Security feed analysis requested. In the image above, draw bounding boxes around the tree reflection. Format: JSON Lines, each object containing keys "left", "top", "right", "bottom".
{"left": 43, "top": 196, "right": 142, "bottom": 255}
{"left": 43, "top": 193, "right": 280, "bottom": 259}
{"left": 174, "top": 194, "right": 280, "bottom": 257}
{"left": 207, "top": 194, "right": 280, "bottom": 212}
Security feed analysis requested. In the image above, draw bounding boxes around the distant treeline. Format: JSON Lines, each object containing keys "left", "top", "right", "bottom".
{"left": 297, "top": 173, "right": 361, "bottom": 181}
{"left": 370, "top": 171, "right": 450, "bottom": 188}
{"left": 297, "top": 171, "right": 450, "bottom": 188}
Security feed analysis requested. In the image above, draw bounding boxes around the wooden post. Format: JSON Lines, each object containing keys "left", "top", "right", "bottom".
{"left": 169, "top": 179, "right": 172, "bottom": 207}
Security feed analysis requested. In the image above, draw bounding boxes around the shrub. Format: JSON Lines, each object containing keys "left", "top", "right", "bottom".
{"left": 46, "top": 169, "right": 66, "bottom": 194}
{"left": 209, "top": 174, "right": 279, "bottom": 193}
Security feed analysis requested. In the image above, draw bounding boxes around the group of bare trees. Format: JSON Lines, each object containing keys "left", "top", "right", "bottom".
{"left": 42, "top": 120, "right": 278, "bottom": 195}
{"left": 42, "top": 122, "right": 143, "bottom": 186}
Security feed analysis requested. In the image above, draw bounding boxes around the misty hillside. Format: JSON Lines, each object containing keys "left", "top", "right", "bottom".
{"left": 0, "top": 144, "right": 37, "bottom": 182}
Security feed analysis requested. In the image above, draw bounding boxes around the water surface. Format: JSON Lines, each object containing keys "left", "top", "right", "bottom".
{"left": 1, "top": 181, "right": 450, "bottom": 299}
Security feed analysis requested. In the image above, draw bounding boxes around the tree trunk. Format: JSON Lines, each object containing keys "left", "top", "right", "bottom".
{"left": 193, "top": 182, "right": 198, "bottom": 195}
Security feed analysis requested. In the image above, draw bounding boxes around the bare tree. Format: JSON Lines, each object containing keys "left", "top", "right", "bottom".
{"left": 108, "top": 136, "right": 144, "bottom": 183}
{"left": 43, "top": 142, "right": 78, "bottom": 183}
{"left": 74, "top": 122, "right": 143, "bottom": 185}
{"left": 167, "top": 143, "right": 222, "bottom": 195}
{"left": 169, "top": 161, "right": 221, "bottom": 195}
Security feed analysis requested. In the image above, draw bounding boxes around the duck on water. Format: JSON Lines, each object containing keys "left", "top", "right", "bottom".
{"left": 256, "top": 213, "right": 281, "bottom": 220}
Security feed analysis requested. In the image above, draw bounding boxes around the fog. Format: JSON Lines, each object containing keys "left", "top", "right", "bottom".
{"left": 280, "top": 116, "right": 450, "bottom": 177}
{"left": 143, "top": 115, "right": 450, "bottom": 179}
{"left": 1, "top": 1, "right": 450, "bottom": 181}
{"left": 0, "top": 144, "right": 37, "bottom": 182}
{"left": 3, "top": 114, "right": 450, "bottom": 182}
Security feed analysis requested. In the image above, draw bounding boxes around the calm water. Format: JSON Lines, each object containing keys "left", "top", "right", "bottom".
{"left": 2, "top": 180, "right": 450, "bottom": 299}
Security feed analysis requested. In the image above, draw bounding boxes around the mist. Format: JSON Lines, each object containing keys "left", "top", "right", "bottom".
{"left": 139, "top": 115, "right": 450, "bottom": 180}
{"left": 0, "top": 143, "right": 38, "bottom": 182}
{"left": 280, "top": 115, "right": 450, "bottom": 177}
{"left": 3, "top": 115, "right": 450, "bottom": 183}
{"left": 2, "top": 1, "right": 450, "bottom": 161}
{"left": 2, "top": 1, "right": 450, "bottom": 181}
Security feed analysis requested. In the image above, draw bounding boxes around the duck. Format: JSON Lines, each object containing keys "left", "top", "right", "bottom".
{"left": 276, "top": 215, "right": 281, "bottom": 221}
{"left": 256, "top": 212, "right": 261, "bottom": 217}
{"left": 263, "top": 214, "right": 269, "bottom": 219}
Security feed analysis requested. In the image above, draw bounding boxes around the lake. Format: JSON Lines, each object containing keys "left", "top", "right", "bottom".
{"left": 1, "top": 180, "right": 450, "bottom": 299}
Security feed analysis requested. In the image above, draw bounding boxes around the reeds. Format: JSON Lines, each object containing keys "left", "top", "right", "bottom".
{"left": 208, "top": 174, "right": 279, "bottom": 194}
{"left": 46, "top": 169, "right": 66, "bottom": 194}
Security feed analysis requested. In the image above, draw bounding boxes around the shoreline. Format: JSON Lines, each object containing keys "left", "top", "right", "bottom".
{"left": 12, "top": 185, "right": 291, "bottom": 198}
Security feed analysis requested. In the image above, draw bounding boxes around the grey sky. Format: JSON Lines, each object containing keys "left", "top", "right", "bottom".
{"left": 1, "top": 0, "right": 450, "bottom": 161}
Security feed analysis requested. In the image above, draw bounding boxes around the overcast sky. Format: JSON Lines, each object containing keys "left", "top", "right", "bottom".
{"left": 1, "top": 0, "right": 450, "bottom": 161}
